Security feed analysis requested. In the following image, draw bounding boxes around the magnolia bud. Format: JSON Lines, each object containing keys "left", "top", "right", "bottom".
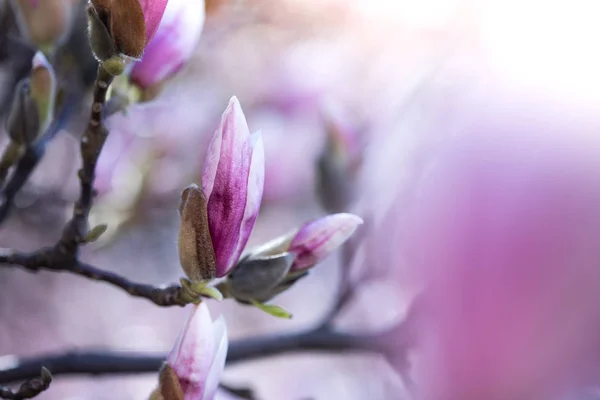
{"left": 225, "top": 213, "right": 361, "bottom": 303}
{"left": 6, "top": 78, "right": 40, "bottom": 145}
{"left": 29, "top": 52, "right": 57, "bottom": 132}
{"left": 11, "top": 0, "right": 75, "bottom": 53}
{"left": 87, "top": 0, "right": 146, "bottom": 62}
{"left": 178, "top": 184, "right": 217, "bottom": 281}
{"left": 316, "top": 112, "right": 363, "bottom": 213}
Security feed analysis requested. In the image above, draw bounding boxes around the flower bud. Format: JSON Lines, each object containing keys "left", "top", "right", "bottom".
{"left": 201, "top": 97, "right": 265, "bottom": 278}
{"left": 6, "top": 79, "right": 40, "bottom": 146}
{"left": 11, "top": 0, "right": 75, "bottom": 53}
{"left": 316, "top": 113, "right": 363, "bottom": 213}
{"left": 29, "top": 52, "right": 57, "bottom": 132}
{"left": 288, "top": 213, "right": 363, "bottom": 271}
{"left": 86, "top": 0, "right": 169, "bottom": 70}
{"left": 225, "top": 213, "right": 362, "bottom": 302}
{"left": 162, "top": 303, "right": 228, "bottom": 400}
{"left": 130, "top": 0, "right": 205, "bottom": 91}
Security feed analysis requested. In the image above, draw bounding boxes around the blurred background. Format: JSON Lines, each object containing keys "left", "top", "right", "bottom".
{"left": 1, "top": 0, "right": 600, "bottom": 399}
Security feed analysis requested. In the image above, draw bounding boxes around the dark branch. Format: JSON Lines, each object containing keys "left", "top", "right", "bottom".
{"left": 0, "top": 368, "right": 51, "bottom": 400}
{"left": 0, "top": 249, "right": 208, "bottom": 307}
{"left": 0, "top": 329, "right": 383, "bottom": 384}
{"left": 59, "top": 65, "right": 113, "bottom": 253}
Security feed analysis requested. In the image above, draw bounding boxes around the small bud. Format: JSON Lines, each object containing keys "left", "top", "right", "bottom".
{"left": 178, "top": 184, "right": 217, "bottom": 281}
{"left": 288, "top": 213, "right": 363, "bottom": 271}
{"left": 6, "top": 78, "right": 40, "bottom": 145}
{"left": 316, "top": 111, "right": 363, "bottom": 213}
{"left": 11, "top": 0, "right": 75, "bottom": 53}
{"left": 87, "top": 0, "right": 145, "bottom": 61}
{"left": 30, "top": 52, "right": 57, "bottom": 132}
{"left": 83, "top": 224, "right": 108, "bottom": 243}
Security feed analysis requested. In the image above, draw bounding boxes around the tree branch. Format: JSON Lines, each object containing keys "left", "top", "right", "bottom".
{"left": 0, "top": 249, "right": 208, "bottom": 307}
{"left": 0, "top": 328, "right": 383, "bottom": 384}
{"left": 0, "top": 368, "right": 51, "bottom": 400}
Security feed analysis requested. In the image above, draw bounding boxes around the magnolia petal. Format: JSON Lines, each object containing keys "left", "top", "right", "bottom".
{"left": 131, "top": 0, "right": 204, "bottom": 89}
{"left": 289, "top": 213, "right": 363, "bottom": 270}
{"left": 202, "top": 97, "right": 258, "bottom": 277}
{"left": 200, "top": 316, "right": 228, "bottom": 400}
{"left": 167, "top": 303, "right": 217, "bottom": 397}
{"left": 226, "top": 130, "right": 265, "bottom": 275}
{"left": 138, "top": 0, "right": 169, "bottom": 43}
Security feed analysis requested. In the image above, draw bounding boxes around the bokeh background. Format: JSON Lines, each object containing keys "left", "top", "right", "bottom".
{"left": 1, "top": 0, "right": 600, "bottom": 399}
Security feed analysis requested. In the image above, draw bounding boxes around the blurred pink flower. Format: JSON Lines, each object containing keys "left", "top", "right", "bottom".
{"left": 202, "top": 97, "right": 265, "bottom": 278}
{"left": 166, "top": 303, "right": 227, "bottom": 400}
{"left": 130, "top": 0, "right": 205, "bottom": 89}
{"left": 405, "top": 83, "right": 600, "bottom": 400}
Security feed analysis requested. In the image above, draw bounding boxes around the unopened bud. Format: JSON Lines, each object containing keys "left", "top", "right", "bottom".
{"left": 316, "top": 111, "right": 363, "bottom": 212}
{"left": 178, "top": 184, "right": 217, "bottom": 281}
{"left": 30, "top": 52, "right": 57, "bottom": 132}
{"left": 6, "top": 78, "right": 40, "bottom": 145}
{"left": 11, "top": 0, "right": 75, "bottom": 53}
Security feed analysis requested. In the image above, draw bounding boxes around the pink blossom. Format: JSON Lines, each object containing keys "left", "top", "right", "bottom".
{"left": 289, "top": 213, "right": 363, "bottom": 271}
{"left": 167, "top": 303, "right": 228, "bottom": 400}
{"left": 202, "top": 97, "right": 265, "bottom": 277}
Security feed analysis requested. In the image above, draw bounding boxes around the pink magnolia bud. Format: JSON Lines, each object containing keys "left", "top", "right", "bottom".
{"left": 166, "top": 303, "right": 227, "bottom": 400}
{"left": 288, "top": 213, "right": 363, "bottom": 271}
{"left": 226, "top": 213, "right": 362, "bottom": 303}
{"left": 202, "top": 97, "right": 265, "bottom": 278}
{"left": 130, "top": 0, "right": 205, "bottom": 90}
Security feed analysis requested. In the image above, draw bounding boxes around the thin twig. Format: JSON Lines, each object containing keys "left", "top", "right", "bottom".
{"left": 58, "top": 65, "right": 113, "bottom": 254}
{"left": 0, "top": 94, "right": 77, "bottom": 225}
{"left": 0, "top": 249, "right": 201, "bottom": 307}
{"left": 0, "top": 328, "right": 383, "bottom": 384}
{"left": 0, "top": 368, "right": 51, "bottom": 400}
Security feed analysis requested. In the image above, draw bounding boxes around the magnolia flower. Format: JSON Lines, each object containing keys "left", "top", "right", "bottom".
{"left": 152, "top": 303, "right": 227, "bottom": 400}
{"left": 86, "top": 0, "right": 169, "bottom": 73}
{"left": 178, "top": 97, "right": 264, "bottom": 280}
{"left": 226, "top": 213, "right": 363, "bottom": 303}
{"left": 130, "top": 0, "right": 205, "bottom": 90}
